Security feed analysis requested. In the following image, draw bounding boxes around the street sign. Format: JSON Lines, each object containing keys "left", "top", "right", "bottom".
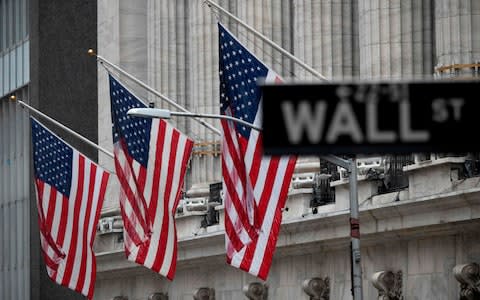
{"left": 261, "top": 80, "right": 480, "bottom": 155}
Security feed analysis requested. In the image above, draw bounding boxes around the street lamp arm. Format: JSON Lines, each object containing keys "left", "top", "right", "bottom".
{"left": 127, "top": 108, "right": 263, "bottom": 132}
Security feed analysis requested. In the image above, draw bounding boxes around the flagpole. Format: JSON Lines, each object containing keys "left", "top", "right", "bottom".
{"left": 127, "top": 108, "right": 263, "bottom": 132}
{"left": 13, "top": 96, "right": 114, "bottom": 159}
{"left": 317, "top": 155, "right": 363, "bottom": 300}
{"left": 204, "top": 0, "right": 329, "bottom": 82}
{"left": 87, "top": 49, "right": 222, "bottom": 136}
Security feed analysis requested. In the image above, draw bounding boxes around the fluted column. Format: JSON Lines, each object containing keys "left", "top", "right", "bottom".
{"left": 186, "top": 0, "right": 291, "bottom": 186}
{"left": 225, "top": 0, "right": 292, "bottom": 76}
{"left": 435, "top": 0, "right": 480, "bottom": 76}
{"left": 186, "top": 0, "right": 221, "bottom": 186}
{"left": 98, "top": 0, "right": 148, "bottom": 212}
{"left": 358, "top": 0, "right": 434, "bottom": 79}
{"left": 147, "top": 1, "right": 221, "bottom": 186}
{"left": 148, "top": 0, "right": 184, "bottom": 123}
{"left": 119, "top": 0, "right": 148, "bottom": 91}
{"left": 293, "top": 0, "right": 358, "bottom": 80}
{"left": 98, "top": 0, "right": 121, "bottom": 211}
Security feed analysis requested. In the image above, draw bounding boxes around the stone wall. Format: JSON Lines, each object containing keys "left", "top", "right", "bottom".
{"left": 94, "top": 231, "right": 480, "bottom": 300}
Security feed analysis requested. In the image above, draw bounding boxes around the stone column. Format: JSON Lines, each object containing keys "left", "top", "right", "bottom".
{"left": 98, "top": 0, "right": 148, "bottom": 212}
{"left": 435, "top": 0, "right": 480, "bottom": 77}
{"left": 98, "top": 0, "right": 120, "bottom": 170}
{"left": 186, "top": 0, "right": 292, "bottom": 187}
{"left": 358, "top": 0, "right": 434, "bottom": 79}
{"left": 148, "top": 0, "right": 222, "bottom": 187}
{"left": 119, "top": 0, "right": 148, "bottom": 89}
{"left": 187, "top": 0, "right": 221, "bottom": 187}
{"left": 225, "top": 0, "right": 292, "bottom": 76}
{"left": 293, "top": 0, "right": 358, "bottom": 80}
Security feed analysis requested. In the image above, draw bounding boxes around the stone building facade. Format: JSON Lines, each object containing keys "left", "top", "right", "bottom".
{"left": 95, "top": 1, "right": 480, "bottom": 299}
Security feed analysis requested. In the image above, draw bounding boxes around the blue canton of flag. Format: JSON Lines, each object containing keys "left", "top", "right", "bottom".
{"left": 219, "top": 24, "right": 268, "bottom": 138}
{"left": 109, "top": 75, "right": 152, "bottom": 167}
{"left": 32, "top": 118, "right": 73, "bottom": 196}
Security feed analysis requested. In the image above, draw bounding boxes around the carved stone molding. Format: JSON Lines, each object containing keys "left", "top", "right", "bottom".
{"left": 302, "top": 277, "right": 330, "bottom": 300}
{"left": 243, "top": 282, "right": 268, "bottom": 300}
{"left": 453, "top": 263, "right": 480, "bottom": 300}
{"left": 193, "top": 287, "right": 215, "bottom": 300}
{"left": 371, "top": 270, "right": 403, "bottom": 300}
{"left": 148, "top": 292, "right": 168, "bottom": 300}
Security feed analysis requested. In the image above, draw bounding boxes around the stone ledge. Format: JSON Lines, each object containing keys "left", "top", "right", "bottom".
{"left": 96, "top": 187, "right": 480, "bottom": 274}
{"left": 403, "top": 156, "right": 466, "bottom": 172}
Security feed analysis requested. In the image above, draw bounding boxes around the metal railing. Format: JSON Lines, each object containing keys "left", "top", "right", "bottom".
{"left": 378, "top": 155, "right": 414, "bottom": 194}
{"left": 311, "top": 173, "right": 335, "bottom": 207}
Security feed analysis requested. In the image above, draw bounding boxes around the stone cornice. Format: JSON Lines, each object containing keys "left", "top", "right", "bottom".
{"left": 96, "top": 187, "right": 480, "bottom": 275}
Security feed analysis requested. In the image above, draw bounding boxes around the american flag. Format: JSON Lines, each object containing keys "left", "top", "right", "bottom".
{"left": 218, "top": 23, "right": 297, "bottom": 279}
{"left": 109, "top": 75, "right": 194, "bottom": 279}
{"left": 31, "top": 117, "right": 110, "bottom": 299}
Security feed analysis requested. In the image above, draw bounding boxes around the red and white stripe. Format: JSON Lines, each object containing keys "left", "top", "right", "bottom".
{"left": 223, "top": 71, "right": 297, "bottom": 279}
{"left": 114, "top": 119, "right": 193, "bottom": 279}
{"left": 35, "top": 151, "right": 109, "bottom": 299}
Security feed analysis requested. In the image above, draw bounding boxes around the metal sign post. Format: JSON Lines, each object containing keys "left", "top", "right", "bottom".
{"left": 321, "top": 155, "right": 363, "bottom": 300}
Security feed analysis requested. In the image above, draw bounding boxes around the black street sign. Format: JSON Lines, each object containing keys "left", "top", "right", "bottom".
{"left": 261, "top": 80, "right": 480, "bottom": 155}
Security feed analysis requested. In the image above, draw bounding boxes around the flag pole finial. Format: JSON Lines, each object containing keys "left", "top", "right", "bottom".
{"left": 87, "top": 48, "right": 96, "bottom": 57}
{"left": 10, "top": 95, "right": 16, "bottom": 102}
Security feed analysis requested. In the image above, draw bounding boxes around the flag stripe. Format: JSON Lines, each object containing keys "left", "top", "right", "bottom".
{"left": 61, "top": 153, "right": 85, "bottom": 287}
{"left": 255, "top": 158, "right": 279, "bottom": 224}
{"left": 151, "top": 125, "right": 176, "bottom": 272}
{"left": 159, "top": 130, "right": 180, "bottom": 274}
{"left": 258, "top": 158, "right": 296, "bottom": 277}
{"left": 222, "top": 156, "right": 257, "bottom": 244}
{"left": 56, "top": 196, "right": 69, "bottom": 263}
{"left": 147, "top": 119, "right": 168, "bottom": 257}
{"left": 135, "top": 119, "right": 165, "bottom": 266}
{"left": 89, "top": 171, "right": 110, "bottom": 243}
{"left": 37, "top": 181, "right": 60, "bottom": 260}
{"left": 167, "top": 137, "right": 193, "bottom": 279}
{"left": 45, "top": 188, "right": 57, "bottom": 231}
{"left": 114, "top": 148, "right": 150, "bottom": 238}
{"left": 50, "top": 192, "right": 63, "bottom": 248}
{"left": 249, "top": 158, "right": 291, "bottom": 276}
{"left": 75, "top": 163, "right": 96, "bottom": 292}
{"left": 222, "top": 120, "right": 257, "bottom": 235}
{"left": 143, "top": 121, "right": 171, "bottom": 269}
{"left": 224, "top": 209, "right": 245, "bottom": 251}
{"left": 164, "top": 131, "right": 185, "bottom": 276}
{"left": 74, "top": 162, "right": 91, "bottom": 286}
{"left": 84, "top": 170, "right": 109, "bottom": 298}
{"left": 146, "top": 119, "right": 162, "bottom": 218}
{"left": 245, "top": 134, "right": 262, "bottom": 187}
